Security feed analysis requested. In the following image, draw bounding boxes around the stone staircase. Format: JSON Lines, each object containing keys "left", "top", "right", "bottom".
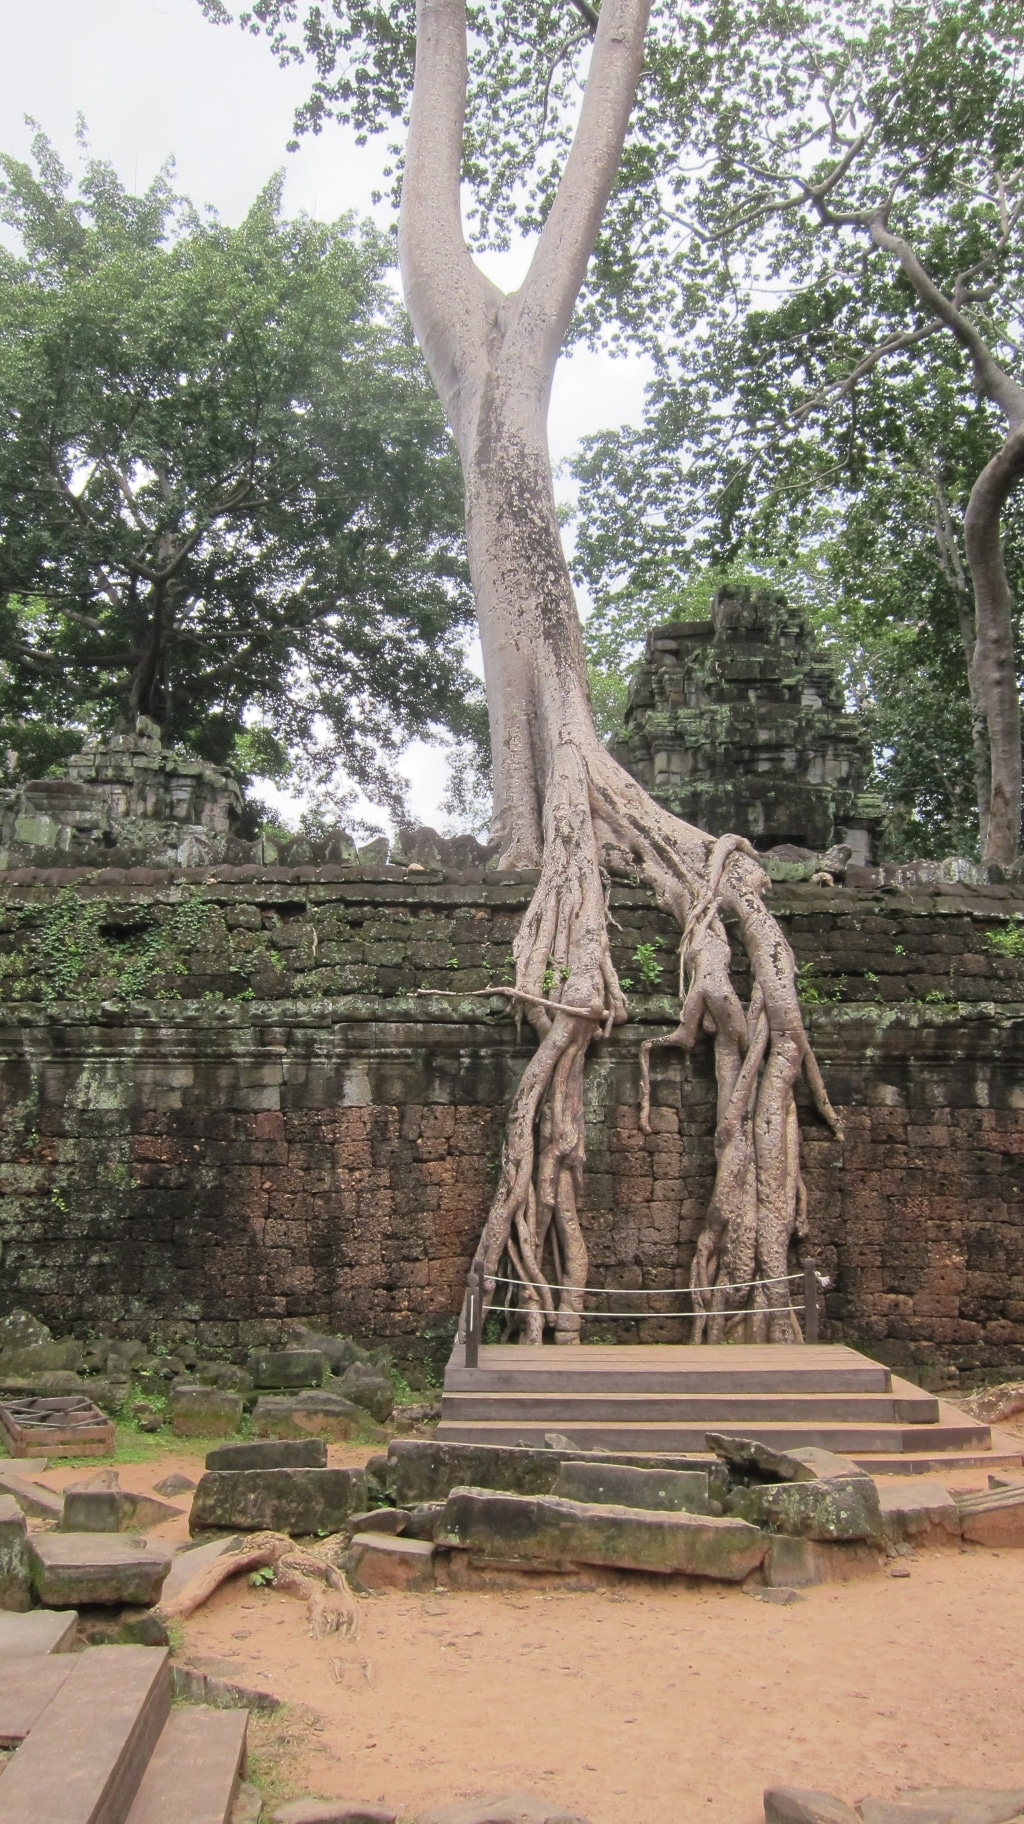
{"left": 438, "top": 1342, "right": 1012, "bottom": 1473}
{"left": 0, "top": 1638, "right": 248, "bottom": 1824}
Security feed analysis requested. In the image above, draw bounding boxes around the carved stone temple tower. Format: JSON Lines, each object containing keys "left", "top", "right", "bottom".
{"left": 614, "top": 585, "right": 884, "bottom": 864}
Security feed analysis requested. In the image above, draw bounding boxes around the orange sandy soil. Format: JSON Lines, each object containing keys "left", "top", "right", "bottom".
{"left": 15, "top": 1424, "right": 1024, "bottom": 1824}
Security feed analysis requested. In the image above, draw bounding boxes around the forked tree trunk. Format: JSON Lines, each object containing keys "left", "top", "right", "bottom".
{"left": 400, "top": 0, "right": 841, "bottom": 1344}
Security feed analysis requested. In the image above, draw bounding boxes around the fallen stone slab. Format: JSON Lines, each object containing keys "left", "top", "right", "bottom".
{"left": 417, "top": 1794, "right": 592, "bottom": 1824}
{"left": 285, "top": 1326, "right": 368, "bottom": 1374}
{"left": 707, "top": 1435, "right": 870, "bottom": 1483}
{"left": 29, "top": 1533, "right": 172, "bottom": 1606}
{"left": 0, "top": 1644, "right": 170, "bottom": 1824}
{"left": 405, "top": 1502, "right": 445, "bottom": 1541}
{"left": 272, "top": 1797, "right": 397, "bottom": 1823}
{"left": 764, "top": 1789, "right": 861, "bottom": 1824}
{"left": 0, "top": 1493, "right": 31, "bottom": 1611}
{"left": 0, "top": 1654, "right": 76, "bottom": 1747}
{"left": 345, "top": 1508, "right": 408, "bottom": 1536}
{"left": 551, "top": 1460, "right": 715, "bottom": 1514}
{"left": 388, "top": 1441, "right": 565, "bottom": 1506}
{"left": 252, "top": 1393, "right": 367, "bottom": 1442}
{"left": 122, "top": 1702, "right": 248, "bottom": 1824}
{"left": 206, "top": 1438, "right": 328, "bottom": 1472}
{"left": 345, "top": 1534, "right": 436, "bottom": 1593}
{"left": 437, "top": 1488, "right": 766, "bottom": 1580}
{"left": 336, "top": 1363, "right": 394, "bottom": 1422}
{"left": 762, "top": 1535, "right": 881, "bottom": 1587}
{"left": 0, "top": 1466, "right": 64, "bottom": 1522}
{"left": 190, "top": 1467, "right": 368, "bottom": 1535}
{"left": 954, "top": 1486, "right": 1024, "bottom": 1546}
{"left": 878, "top": 1479, "right": 961, "bottom": 1547}
{"left": 61, "top": 1488, "right": 183, "bottom": 1534}
{"left": 755, "top": 1475, "right": 883, "bottom": 1542}
{"left": 858, "top": 1791, "right": 1024, "bottom": 1824}
{"left": 249, "top": 1348, "right": 328, "bottom": 1389}
{"left": 171, "top": 1382, "right": 244, "bottom": 1438}
{"left": 0, "top": 1608, "right": 77, "bottom": 1655}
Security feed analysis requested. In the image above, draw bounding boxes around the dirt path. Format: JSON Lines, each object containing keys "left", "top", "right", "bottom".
{"left": 18, "top": 1438, "right": 1024, "bottom": 1824}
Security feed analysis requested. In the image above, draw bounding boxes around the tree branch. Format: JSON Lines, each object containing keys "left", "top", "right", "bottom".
{"left": 508, "top": 0, "right": 652, "bottom": 386}
{"left": 398, "top": 0, "right": 498, "bottom": 434}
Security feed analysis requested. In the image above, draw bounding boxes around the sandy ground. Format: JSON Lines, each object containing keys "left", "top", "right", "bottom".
{"left": 13, "top": 1427, "right": 1024, "bottom": 1824}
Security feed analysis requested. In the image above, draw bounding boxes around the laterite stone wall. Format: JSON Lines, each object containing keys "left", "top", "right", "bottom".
{"left": 0, "top": 862, "right": 1022, "bottom": 1382}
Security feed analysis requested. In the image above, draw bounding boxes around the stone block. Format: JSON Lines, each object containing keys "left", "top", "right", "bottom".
{"left": 171, "top": 1383, "right": 244, "bottom": 1437}
{"left": 404, "top": 1502, "right": 445, "bottom": 1540}
{"left": 551, "top": 1460, "right": 714, "bottom": 1514}
{"left": 955, "top": 1486, "right": 1024, "bottom": 1547}
{"left": 61, "top": 1488, "right": 182, "bottom": 1533}
{"left": 29, "top": 1533, "right": 172, "bottom": 1606}
{"left": 344, "top": 1533, "right": 436, "bottom": 1593}
{"left": 206, "top": 1438, "right": 328, "bottom": 1471}
{"left": 858, "top": 1792, "right": 1024, "bottom": 1824}
{"left": 0, "top": 1468, "right": 64, "bottom": 1523}
{"left": 437, "top": 1488, "right": 766, "bottom": 1581}
{"left": 0, "top": 1338, "right": 83, "bottom": 1377}
{"left": 387, "top": 1441, "right": 565, "bottom": 1507}
{"left": 763, "top": 1536, "right": 881, "bottom": 1587}
{"left": 249, "top": 1348, "right": 327, "bottom": 1389}
{"left": 0, "top": 1495, "right": 31, "bottom": 1612}
{"left": 285, "top": 1327, "right": 368, "bottom": 1374}
{"left": 252, "top": 1393, "right": 366, "bottom": 1442}
{"left": 0, "top": 1609, "right": 78, "bottom": 1656}
{"left": 336, "top": 1362, "right": 394, "bottom": 1421}
{"left": 878, "top": 1479, "right": 961, "bottom": 1547}
{"left": 707, "top": 1435, "right": 870, "bottom": 1483}
{"left": 189, "top": 1466, "right": 368, "bottom": 1534}
{"left": 764, "top": 1789, "right": 861, "bottom": 1824}
{"left": 760, "top": 1475, "right": 884, "bottom": 1542}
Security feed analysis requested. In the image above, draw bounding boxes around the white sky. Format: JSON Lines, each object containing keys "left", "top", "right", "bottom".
{"left": 2, "top": 0, "right": 652, "bottom": 831}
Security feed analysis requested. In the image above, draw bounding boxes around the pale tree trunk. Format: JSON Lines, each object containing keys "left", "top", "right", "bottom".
{"left": 400, "top": 0, "right": 841, "bottom": 1344}
{"left": 932, "top": 473, "right": 992, "bottom": 856}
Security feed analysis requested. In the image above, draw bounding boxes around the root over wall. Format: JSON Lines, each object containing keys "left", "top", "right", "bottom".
{"left": 0, "top": 864, "right": 1022, "bottom": 1381}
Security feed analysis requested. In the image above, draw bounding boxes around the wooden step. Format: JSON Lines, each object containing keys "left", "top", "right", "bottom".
{"left": 445, "top": 1342, "right": 892, "bottom": 1394}
{"left": 0, "top": 1645, "right": 170, "bottom": 1824}
{"left": 435, "top": 1416, "right": 992, "bottom": 1453}
{"left": 125, "top": 1707, "right": 247, "bottom": 1824}
{"left": 0, "top": 1657, "right": 75, "bottom": 1748}
{"left": 439, "top": 1388, "right": 940, "bottom": 1424}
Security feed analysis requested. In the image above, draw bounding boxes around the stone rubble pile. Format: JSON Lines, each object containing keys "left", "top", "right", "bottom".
{"left": 0, "top": 1306, "right": 396, "bottom": 1445}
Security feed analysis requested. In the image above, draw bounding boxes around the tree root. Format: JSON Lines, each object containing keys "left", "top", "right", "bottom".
{"left": 466, "top": 736, "right": 842, "bottom": 1346}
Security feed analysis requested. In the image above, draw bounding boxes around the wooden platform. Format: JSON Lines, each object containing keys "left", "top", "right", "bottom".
{"left": 439, "top": 1342, "right": 1017, "bottom": 1473}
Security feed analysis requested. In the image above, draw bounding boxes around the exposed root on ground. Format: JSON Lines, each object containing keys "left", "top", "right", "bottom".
{"left": 466, "top": 737, "right": 842, "bottom": 1345}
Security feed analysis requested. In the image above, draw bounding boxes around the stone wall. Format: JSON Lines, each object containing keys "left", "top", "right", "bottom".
{"left": 0, "top": 863, "right": 1022, "bottom": 1383}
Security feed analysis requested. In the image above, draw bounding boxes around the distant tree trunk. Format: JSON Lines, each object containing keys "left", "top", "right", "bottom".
{"left": 964, "top": 428, "right": 1024, "bottom": 866}
{"left": 401, "top": 0, "right": 841, "bottom": 1342}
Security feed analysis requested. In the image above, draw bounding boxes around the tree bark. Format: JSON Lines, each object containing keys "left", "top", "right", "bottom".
{"left": 964, "top": 425, "right": 1024, "bottom": 866}
{"left": 399, "top": 0, "right": 840, "bottom": 1343}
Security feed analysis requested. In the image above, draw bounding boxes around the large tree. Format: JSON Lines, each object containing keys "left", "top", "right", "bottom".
{"left": 569, "top": 1, "right": 1024, "bottom": 864}
{"left": 208, "top": 0, "right": 840, "bottom": 1344}
{"left": 0, "top": 128, "right": 475, "bottom": 809}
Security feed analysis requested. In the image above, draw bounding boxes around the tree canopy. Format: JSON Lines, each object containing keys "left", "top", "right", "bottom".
{"left": 0, "top": 127, "right": 477, "bottom": 812}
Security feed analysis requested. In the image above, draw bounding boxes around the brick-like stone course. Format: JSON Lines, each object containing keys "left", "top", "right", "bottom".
{"left": 0, "top": 868, "right": 1022, "bottom": 1378}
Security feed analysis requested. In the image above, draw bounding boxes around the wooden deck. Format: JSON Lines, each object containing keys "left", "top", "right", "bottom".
{"left": 438, "top": 1341, "right": 1010, "bottom": 1473}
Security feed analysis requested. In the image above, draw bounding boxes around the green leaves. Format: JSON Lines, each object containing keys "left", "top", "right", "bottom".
{"left": 0, "top": 130, "right": 475, "bottom": 813}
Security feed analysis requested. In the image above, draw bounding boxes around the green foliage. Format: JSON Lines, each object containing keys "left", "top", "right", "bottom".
{"left": 985, "top": 920, "right": 1024, "bottom": 959}
{"left": 0, "top": 127, "right": 477, "bottom": 812}
{"left": 631, "top": 942, "right": 664, "bottom": 986}
{"left": 249, "top": 1567, "right": 276, "bottom": 1587}
{"left": 27, "top": 886, "right": 211, "bottom": 1004}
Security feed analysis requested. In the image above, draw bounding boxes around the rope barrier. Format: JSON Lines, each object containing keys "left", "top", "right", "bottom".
{"left": 542, "top": 1303, "right": 805, "bottom": 1319}
{"left": 486, "top": 1269, "right": 827, "bottom": 1299}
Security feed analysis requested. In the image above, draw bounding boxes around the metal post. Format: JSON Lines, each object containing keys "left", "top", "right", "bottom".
{"left": 465, "top": 1262, "right": 485, "bottom": 1369}
{"left": 803, "top": 1258, "right": 819, "bottom": 1345}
